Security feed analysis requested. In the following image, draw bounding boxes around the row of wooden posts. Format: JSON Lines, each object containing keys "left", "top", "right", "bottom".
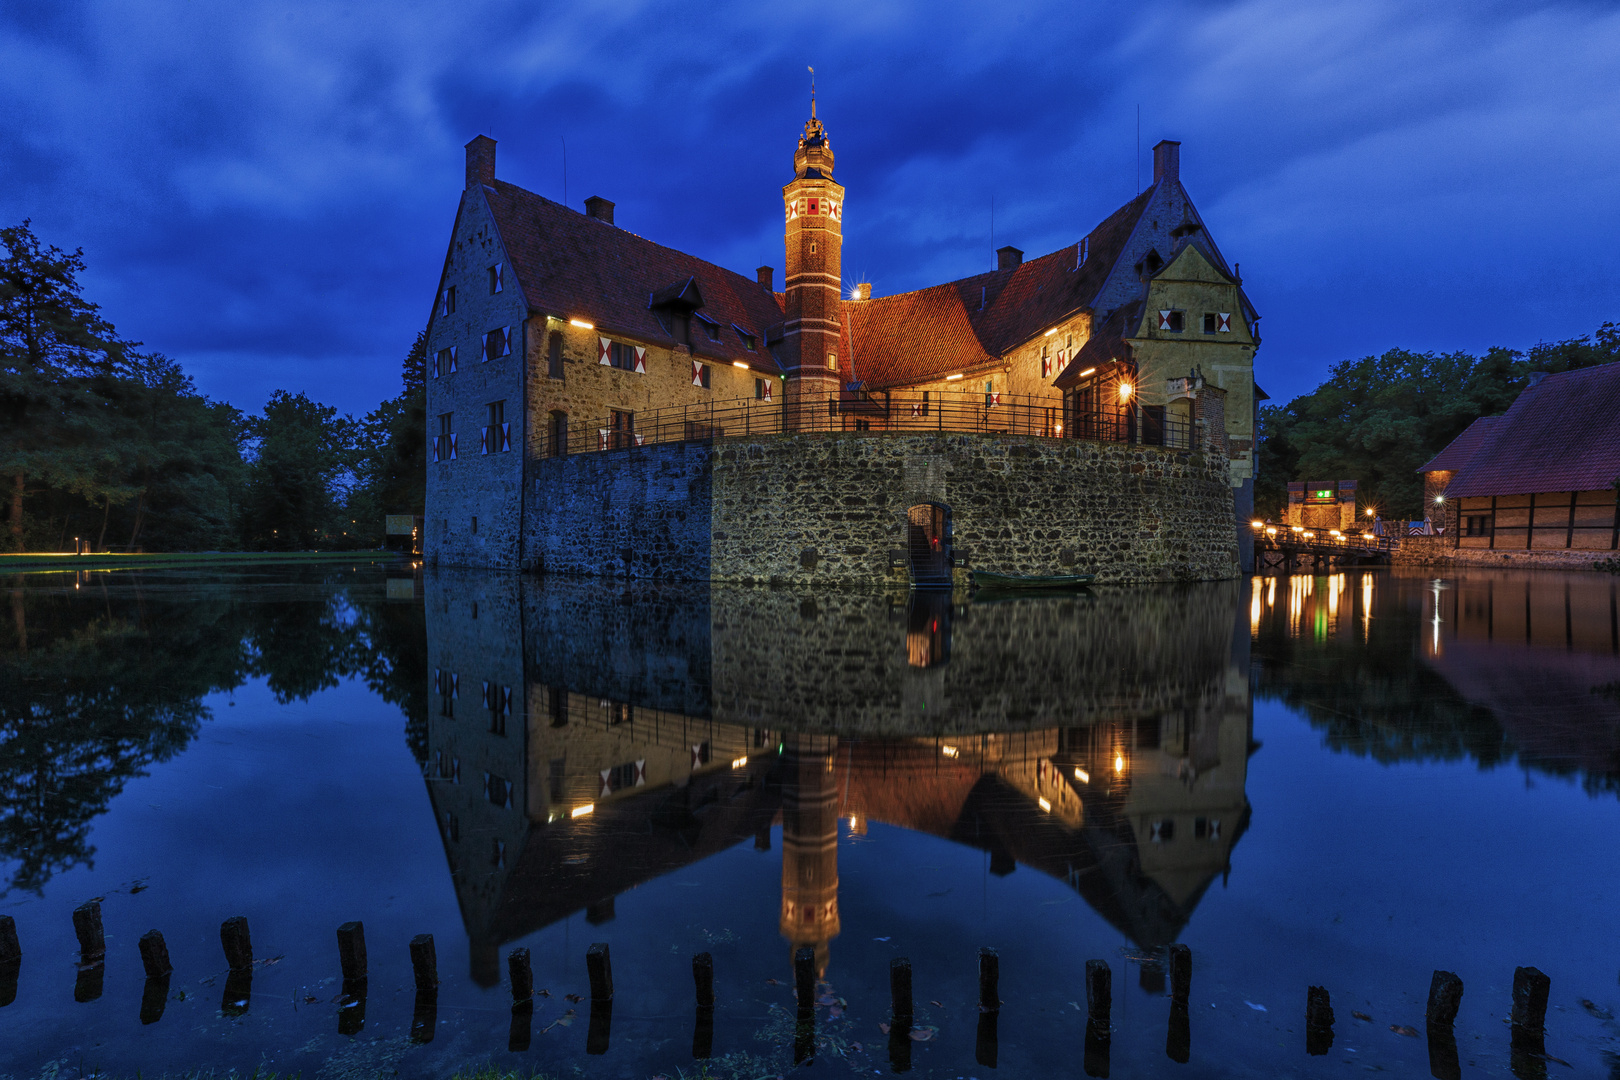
{"left": 0, "top": 907, "right": 1558, "bottom": 1076}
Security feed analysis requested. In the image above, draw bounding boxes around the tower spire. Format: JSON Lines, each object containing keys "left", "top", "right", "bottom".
{"left": 809, "top": 65, "right": 816, "bottom": 119}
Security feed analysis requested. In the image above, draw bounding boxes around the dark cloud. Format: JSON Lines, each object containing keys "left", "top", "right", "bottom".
{"left": 1, "top": 0, "right": 1617, "bottom": 416}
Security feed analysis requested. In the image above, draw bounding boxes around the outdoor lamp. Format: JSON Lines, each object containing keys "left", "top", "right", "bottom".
{"left": 1250, "top": 520, "right": 1264, "bottom": 529}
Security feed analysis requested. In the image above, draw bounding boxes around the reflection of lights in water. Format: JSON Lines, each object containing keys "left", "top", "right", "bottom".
{"left": 1250, "top": 576, "right": 1263, "bottom": 630}
{"left": 941, "top": 745, "right": 959, "bottom": 758}
{"left": 1362, "top": 574, "right": 1374, "bottom": 640}
{"left": 1114, "top": 753, "right": 1125, "bottom": 775}
{"left": 1328, "top": 574, "right": 1341, "bottom": 617}
{"left": 1267, "top": 577, "right": 1276, "bottom": 607}
{"left": 572, "top": 804, "right": 595, "bottom": 818}
{"left": 731, "top": 755, "right": 748, "bottom": 769}
{"left": 1430, "top": 578, "right": 1446, "bottom": 655}
{"left": 1074, "top": 767, "right": 1090, "bottom": 783}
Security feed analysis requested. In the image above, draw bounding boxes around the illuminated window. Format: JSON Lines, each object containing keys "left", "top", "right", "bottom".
{"left": 737, "top": 329, "right": 757, "bottom": 351}
{"left": 827, "top": 352, "right": 838, "bottom": 371}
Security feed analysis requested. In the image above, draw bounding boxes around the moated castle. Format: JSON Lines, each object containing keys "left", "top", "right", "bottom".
{"left": 423, "top": 99, "right": 1261, "bottom": 583}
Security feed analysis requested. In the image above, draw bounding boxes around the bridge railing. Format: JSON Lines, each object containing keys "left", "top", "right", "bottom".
{"left": 1253, "top": 521, "right": 1400, "bottom": 554}
{"left": 544, "top": 391, "right": 1192, "bottom": 458}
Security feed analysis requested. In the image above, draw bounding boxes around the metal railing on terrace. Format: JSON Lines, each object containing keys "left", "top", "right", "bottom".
{"left": 547, "top": 391, "right": 1194, "bottom": 457}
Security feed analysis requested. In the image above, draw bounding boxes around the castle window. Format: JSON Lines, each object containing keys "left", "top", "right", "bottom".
{"left": 810, "top": 242, "right": 817, "bottom": 254}
{"left": 737, "top": 329, "right": 757, "bottom": 351}
{"left": 609, "top": 341, "right": 639, "bottom": 371}
{"left": 1203, "top": 312, "right": 1218, "bottom": 333}
{"left": 610, "top": 409, "right": 634, "bottom": 450}
{"left": 433, "top": 413, "right": 456, "bottom": 462}
{"left": 484, "top": 325, "right": 511, "bottom": 361}
{"left": 434, "top": 345, "right": 457, "bottom": 378}
{"left": 471, "top": 516, "right": 477, "bottom": 535}
{"left": 488, "top": 263, "right": 503, "bottom": 294}
{"left": 699, "top": 317, "right": 721, "bottom": 342}
{"left": 1465, "top": 515, "right": 1491, "bottom": 537}
{"left": 548, "top": 331, "right": 564, "bottom": 379}
{"left": 827, "top": 352, "right": 838, "bottom": 371}
{"left": 482, "top": 400, "right": 510, "bottom": 453}
{"left": 1157, "top": 310, "right": 1184, "bottom": 333}
{"left": 692, "top": 361, "right": 711, "bottom": 388}
{"left": 754, "top": 377, "right": 773, "bottom": 402}
{"left": 440, "top": 285, "right": 456, "bottom": 317}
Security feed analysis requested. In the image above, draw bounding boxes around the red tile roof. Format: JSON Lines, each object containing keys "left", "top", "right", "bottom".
{"left": 1445, "top": 364, "right": 1620, "bottom": 497}
{"left": 840, "top": 191, "right": 1152, "bottom": 389}
{"left": 1417, "top": 416, "right": 1501, "bottom": 474}
{"left": 483, "top": 181, "right": 786, "bottom": 373}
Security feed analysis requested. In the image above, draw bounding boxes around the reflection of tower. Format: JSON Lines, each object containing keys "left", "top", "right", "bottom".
{"left": 780, "top": 734, "right": 840, "bottom": 976}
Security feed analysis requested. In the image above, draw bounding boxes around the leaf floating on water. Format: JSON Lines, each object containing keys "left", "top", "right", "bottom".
{"left": 1245, "top": 1001, "right": 1267, "bottom": 1012}
{"left": 1353, "top": 1011, "right": 1373, "bottom": 1022}
{"left": 255, "top": 954, "right": 285, "bottom": 967}
{"left": 1390, "top": 1024, "right": 1419, "bottom": 1037}
{"left": 765, "top": 978, "right": 784, "bottom": 985}
{"left": 1581, "top": 999, "right": 1613, "bottom": 1020}
{"left": 541, "top": 1008, "right": 578, "bottom": 1034}
{"left": 930, "top": 1000, "right": 943, "bottom": 1008}
{"left": 909, "top": 1026, "right": 938, "bottom": 1041}
{"left": 303, "top": 994, "right": 319, "bottom": 1005}
{"left": 536, "top": 988, "right": 550, "bottom": 998}
{"left": 565, "top": 993, "right": 583, "bottom": 1003}
{"left": 878, "top": 1022, "right": 890, "bottom": 1035}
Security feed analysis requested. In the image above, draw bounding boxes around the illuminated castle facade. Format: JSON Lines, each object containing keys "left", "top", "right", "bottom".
{"left": 423, "top": 98, "right": 1260, "bottom": 580}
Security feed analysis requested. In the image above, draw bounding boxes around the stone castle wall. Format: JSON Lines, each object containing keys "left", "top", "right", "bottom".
{"left": 526, "top": 431, "right": 1238, "bottom": 584}
{"left": 1394, "top": 534, "right": 1615, "bottom": 572}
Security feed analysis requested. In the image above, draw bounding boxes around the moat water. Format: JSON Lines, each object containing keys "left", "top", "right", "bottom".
{"left": 1, "top": 563, "right": 1619, "bottom": 1079}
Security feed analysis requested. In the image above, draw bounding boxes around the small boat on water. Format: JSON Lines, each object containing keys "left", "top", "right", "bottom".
{"left": 970, "top": 571, "right": 1094, "bottom": 590}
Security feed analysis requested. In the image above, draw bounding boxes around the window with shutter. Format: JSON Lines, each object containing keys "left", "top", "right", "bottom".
{"left": 488, "top": 263, "right": 502, "bottom": 294}
{"left": 440, "top": 285, "right": 456, "bottom": 317}
{"left": 692, "top": 361, "right": 710, "bottom": 388}
{"left": 484, "top": 326, "right": 511, "bottom": 361}
{"left": 1217, "top": 312, "right": 1232, "bottom": 332}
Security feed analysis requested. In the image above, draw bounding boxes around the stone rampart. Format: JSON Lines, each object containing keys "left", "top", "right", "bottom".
{"left": 1393, "top": 535, "right": 1615, "bottom": 572}
{"left": 527, "top": 431, "right": 1238, "bottom": 584}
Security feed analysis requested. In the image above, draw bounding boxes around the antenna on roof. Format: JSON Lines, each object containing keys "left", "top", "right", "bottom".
{"left": 809, "top": 66, "right": 816, "bottom": 119}
{"left": 1135, "top": 105, "right": 1140, "bottom": 193}
{"left": 990, "top": 194, "right": 995, "bottom": 271}
{"left": 561, "top": 135, "right": 568, "bottom": 210}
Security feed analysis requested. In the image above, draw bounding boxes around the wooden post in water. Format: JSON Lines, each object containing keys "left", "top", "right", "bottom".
{"left": 793, "top": 945, "right": 816, "bottom": 1064}
{"left": 1305, "top": 986, "right": 1334, "bottom": 1056}
{"left": 693, "top": 951, "right": 715, "bottom": 1007}
{"left": 73, "top": 901, "right": 105, "bottom": 964}
{"left": 0, "top": 915, "right": 19, "bottom": 1009}
{"left": 409, "top": 934, "right": 438, "bottom": 989}
{"left": 508, "top": 947, "right": 533, "bottom": 1002}
{"left": 1424, "top": 970, "right": 1464, "bottom": 1080}
{"left": 220, "top": 916, "right": 252, "bottom": 971}
{"left": 890, "top": 957, "right": 912, "bottom": 1020}
{"left": 336, "top": 921, "right": 366, "bottom": 981}
{"left": 138, "top": 930, "right": 172, "bottom": 978}
{"left": 1084, "top": 959, "right": 1111, "bottom": 1077}
{"left": 586, "top": 943, "right": 614, "bottom": 1055}
{"left": 1510, "top": 966, "right": 1550, "bottom": 1049}
{"left": 979, "top": 947, "right": 1000, "bottom": 1011}
{"left": 1166, "top": 944, "right": 1191, "bottom": 1064}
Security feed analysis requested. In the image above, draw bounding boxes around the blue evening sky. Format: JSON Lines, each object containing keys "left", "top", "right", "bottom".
{"left": 3, "top": 0, "right": 1617, "bottom": 417}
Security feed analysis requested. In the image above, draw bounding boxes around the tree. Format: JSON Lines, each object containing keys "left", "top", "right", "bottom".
{"left": 241, "top": 391, "right": 357, "bottom": 549}
{"left": 0, "top": 221, "right": 131, "bottom": 550}
{"left": 347, "top": 331, "right": 427, "bottom": 546}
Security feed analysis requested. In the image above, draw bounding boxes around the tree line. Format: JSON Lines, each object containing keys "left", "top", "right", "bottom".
{"left": 1255, "top": 322, "right": 1620, "bottom": 520}
{"left": 0, "top": 221, "right": 424, "bottom": 553}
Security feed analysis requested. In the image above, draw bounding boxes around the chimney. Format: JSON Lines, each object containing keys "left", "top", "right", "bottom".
{"left": 756, "top": 266, "right": 774, "bottom": 291}
{"left": 584, "top": 196, "right": 615, "bottom": 225}
{"left": 465, "top": 135, "right": 496, "bottom": 190}
{"left": 1527, "top": 371, "right": 1549, "bottom": 388}
{"left": 1153, "top": 140, "right": 1181, "bottom": 185}
{"left": 851, "top": 282, "right": 871, "bottom": 301}
{"left": 997, "top": 246, "right": 1023, "bottom": 271}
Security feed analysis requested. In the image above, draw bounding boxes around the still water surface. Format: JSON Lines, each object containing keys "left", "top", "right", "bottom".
{"left": 1, "top": 565, "right": 1619, "bottom": 1078}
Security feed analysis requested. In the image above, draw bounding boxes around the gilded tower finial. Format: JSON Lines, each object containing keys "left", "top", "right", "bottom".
{"left": 809, "top": 65, "right": 816, "bottom": 119}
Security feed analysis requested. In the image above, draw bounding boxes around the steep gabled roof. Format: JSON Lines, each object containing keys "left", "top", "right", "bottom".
{"left": 1446, "top": 364, "right": 1620, "bottom": 497}
{"left": 483, "top": 181, "right": 786, "bottom": 372}
{"left": 1417, "top": 416, "right": 1502, "bottom": 475}
{"left": 841, "top": 191, "right": 1153, "bottom": 389}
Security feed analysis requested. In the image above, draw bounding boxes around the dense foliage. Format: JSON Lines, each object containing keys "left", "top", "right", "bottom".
{"left": 1256, "top": 323, "right": 1620, "bottom": 519}
{"left": 0, "top": 221, "right": 423, "bottom": 552}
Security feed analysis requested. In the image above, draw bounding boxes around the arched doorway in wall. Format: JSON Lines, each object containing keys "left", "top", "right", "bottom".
{"left": 906, "top": 503, "right": 953, "bottom": 587}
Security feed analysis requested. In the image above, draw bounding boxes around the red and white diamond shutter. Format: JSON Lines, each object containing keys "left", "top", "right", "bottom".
{"left": 762, "top": 380, "right": 772, "bottom": 402}
{"left": 598, "top": 428, "right": 610, "bottom": 451}
{"left": 1159, "top": 310, "right": 1174, "bottom": 330}
{"left": 599, "top": 336, "right": 612, "bottom": 365}
{"left": 634, "top": 346, "right": 647, "bottom": 374}
{"left": 1217, "top": 312, "right": 1231, "bottom": 332}
{"left": 500, "top": 422, "right": 511, "bottom": 452}
{"left": 449, "top": 433, "right": 457, "bottom": 459}
{"left": 691, "top": 360, "right": 704, "bottom": 386}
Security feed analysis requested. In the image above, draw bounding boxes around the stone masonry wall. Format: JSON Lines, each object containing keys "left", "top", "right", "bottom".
{"left": 1394, "top": 534, "right": 1616, "bottom": 572}
{"left": 528, "top": 430, "right": 1238, "bottom": 584}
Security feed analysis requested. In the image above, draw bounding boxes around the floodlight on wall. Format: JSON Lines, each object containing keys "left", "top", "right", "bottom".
{"left": 946, "top": 373, "right": 965, "bottom": 381}
{"left": 733, "top": 361, "right": 749, "bottom": 369}
{"left": 1118, "top": 382, "right": 1134, "bottom": 401}
{"left": 569, "top": 319, "right": 594, "bottom": 329}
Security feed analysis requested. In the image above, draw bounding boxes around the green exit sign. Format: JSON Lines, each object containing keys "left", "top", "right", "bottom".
{"left": 1315, "top": 490, "right": 1334, "bottom": 499}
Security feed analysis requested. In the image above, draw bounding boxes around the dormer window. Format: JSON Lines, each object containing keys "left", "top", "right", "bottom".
{"left": 699, "top": 317, "right": 721, "bottom": 342}
{"left": 488, "top": 263, "right": 503, "bottom": 294}
{"left": 736, "top": 329, "right": 757, "bottom": 351}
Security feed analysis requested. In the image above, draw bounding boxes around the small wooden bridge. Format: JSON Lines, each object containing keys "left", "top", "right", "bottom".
{"left": 1252, "top": 522, "right": 1399, "bottom": 572}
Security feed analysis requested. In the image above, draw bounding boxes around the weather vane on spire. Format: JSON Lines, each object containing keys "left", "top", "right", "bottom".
{"left": 809, "top": 65, "right": 816, "bottom": 118}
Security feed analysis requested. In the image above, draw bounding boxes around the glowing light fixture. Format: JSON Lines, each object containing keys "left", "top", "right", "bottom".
{"left": 733, "top": 361, "right": 749, "bottom": 369}
{"left": 569, "top": 318, "right": 594, "bottom": 329}
{"left": 946, "top": 373, "right": 965, "bottom": 382}
{"left": 1363, "top": 532, "right": 1375, "bottom": 540}
{"left": 571, "top": 804, "right": 595, "bottom": 818}
{"left": 1078, "top": 367, "right": 1096, "bottom": 377}
{"left": 1038, "top": 797, "right": 1052, "bottom": 812}
{"left": 1435, "top": 495, "right": 1445, "bottom": 504}
{"left": 1250, "top": 520, "right": 1264, "bottom": 529}
{"left": 1266, "top": 526, "right": 1278, "bottom": 536}
{"left": 1118, "top": 382, "right": 1134, "bottom": 401}
{"left": 1044, "top": 327, "right": 1058, "bottom": 336}
{"left": 1074, "top": 767, "right": 1090, "bottom": 783}
{"left": 731, "top": 755, "right": 749, "bottom": 769}
{"left": 941, "top": 745, "right": 960, "bottom": 758}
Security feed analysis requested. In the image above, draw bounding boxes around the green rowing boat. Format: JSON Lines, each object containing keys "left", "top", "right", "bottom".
{"left": 971, "top": 571, "right": 1094, "bottom": 590}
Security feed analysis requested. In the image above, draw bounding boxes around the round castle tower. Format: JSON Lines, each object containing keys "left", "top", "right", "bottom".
{"left": 780, "top": 96, "right": 844, "bottom": 427}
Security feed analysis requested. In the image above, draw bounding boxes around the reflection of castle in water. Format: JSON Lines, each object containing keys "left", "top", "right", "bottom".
{"left": 421, "top": 572, "right": 1252, "bottom": 984}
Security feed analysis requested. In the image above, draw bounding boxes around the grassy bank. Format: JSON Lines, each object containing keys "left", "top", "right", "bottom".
{"left": 0, "top": 549, "right": 407, "bottom": 572}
